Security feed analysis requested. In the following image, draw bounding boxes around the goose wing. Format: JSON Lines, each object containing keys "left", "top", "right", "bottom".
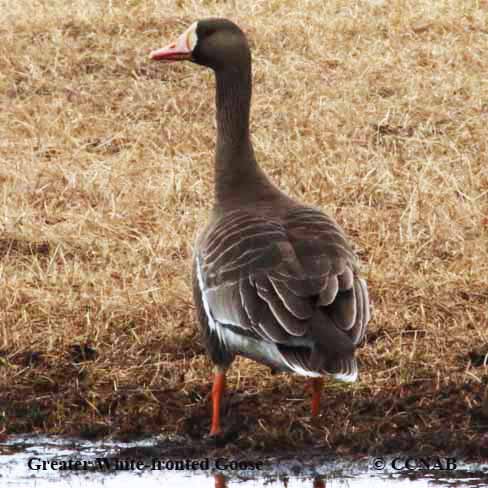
{"left": 194, "top": 208, "right": 370, "bottom": 371}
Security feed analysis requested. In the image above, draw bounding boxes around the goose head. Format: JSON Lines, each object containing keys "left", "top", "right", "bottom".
{"left": 150, "top": 18, "right": 250, "bottom": 71}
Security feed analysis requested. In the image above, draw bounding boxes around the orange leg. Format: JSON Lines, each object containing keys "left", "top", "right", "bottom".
{"left": 310, "top": 377, "right": 323, "bottom": 417}
{"left": 313, "top": 478, "right": 326, "bottom": 488}
{"left": 214, "top": 473, "right": 227, "bottom": 488}
{"left": 210, "top": 369, "right": 226, "bottom": 436}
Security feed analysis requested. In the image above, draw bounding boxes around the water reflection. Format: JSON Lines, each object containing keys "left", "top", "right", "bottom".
{"left": 214, "top": 474, "right": 325, "bottom": 488}
{"left": 1, "top": 435, "right": 487, "bottom": 488}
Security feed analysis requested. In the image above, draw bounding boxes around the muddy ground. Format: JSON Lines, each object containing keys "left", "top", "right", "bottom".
{"left": 2, "top": 341, "right": 488, "bottom": 459}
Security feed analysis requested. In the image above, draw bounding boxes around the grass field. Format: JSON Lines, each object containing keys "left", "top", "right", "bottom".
{"left": 1, "top": 0, "right": 487, "bottom": 456}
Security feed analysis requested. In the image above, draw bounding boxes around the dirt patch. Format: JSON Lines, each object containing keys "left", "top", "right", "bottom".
{"left": 2, "top": 350, "right": 488, "bottom": 458}
{"left": 0, "top": 238, "right": 51, "bottom": 259}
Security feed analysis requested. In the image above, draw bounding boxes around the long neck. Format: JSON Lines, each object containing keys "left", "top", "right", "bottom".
{"left": 213, "top": 60, "right": 274, "bottom": 205}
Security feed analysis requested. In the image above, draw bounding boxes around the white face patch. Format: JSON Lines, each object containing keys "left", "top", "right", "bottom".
{"left": 182, "top": 21, "right": 198, "bottom": 52}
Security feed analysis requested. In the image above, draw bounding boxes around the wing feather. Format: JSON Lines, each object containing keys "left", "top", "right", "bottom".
{"left": 338, "top": 267, "right": 354, "bottom": 290}
{"left": 195, "top": 207, "right": 371, "bottom": 375}
{"left": 254, "top": 275, "right": 307, "bottom": 336}
{"left": 269, "top": 276, "right": 313, "bottom": 319}
{"left": 319, "top": 275, "right": 339, "bottom": 306}
{"left": 239, "top": 276, "right": 290, "bottom": 342}
{"left": 330, "top": 287, "right": 357, "bottom": 330}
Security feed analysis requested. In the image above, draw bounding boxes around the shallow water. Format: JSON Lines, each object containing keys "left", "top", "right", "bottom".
{"left": 1, "top": 435, "right": 487, "bottom": 487}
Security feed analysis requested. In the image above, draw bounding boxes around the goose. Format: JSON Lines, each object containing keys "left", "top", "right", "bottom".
{"left": 150, "top": 18, "right": 371, "bottom": 436}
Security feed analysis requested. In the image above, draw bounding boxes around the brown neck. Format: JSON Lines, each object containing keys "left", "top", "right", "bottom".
{"left": 213, "top": 60, "right": 274, "bottom": 206}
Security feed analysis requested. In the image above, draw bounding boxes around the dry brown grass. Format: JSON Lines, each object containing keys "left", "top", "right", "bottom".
{"left": 1, "top": 0, "right": 488, "bottom": 455}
